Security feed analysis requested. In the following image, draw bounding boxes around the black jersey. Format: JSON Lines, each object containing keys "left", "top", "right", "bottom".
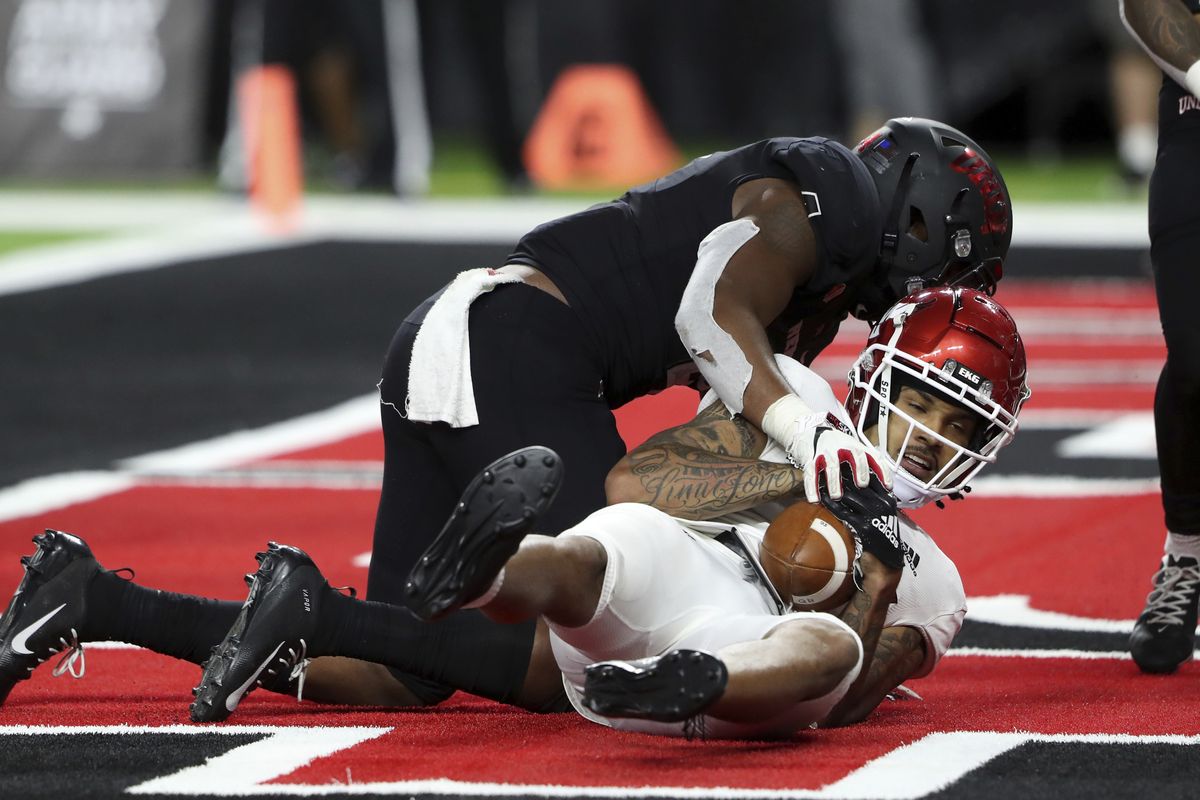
{"left": 1160, "top": 70, "right": 1200, "bottom": 141}
{"left": 507, "top": 137, "right": 881, "bottom": 407}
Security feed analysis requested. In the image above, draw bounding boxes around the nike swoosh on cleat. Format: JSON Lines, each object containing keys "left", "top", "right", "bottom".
{"left": 11, "top": 604, "right": 66, "bottom": 655}
{"left": 224, "top": 641, "right": 284, "bottom": 712}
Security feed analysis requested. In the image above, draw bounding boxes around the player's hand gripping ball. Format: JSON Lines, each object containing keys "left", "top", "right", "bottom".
{"left": 760, "top": 501, "right": 858, "bottom": 612}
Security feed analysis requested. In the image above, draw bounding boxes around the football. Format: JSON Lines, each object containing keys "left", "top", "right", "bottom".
{"left": 759, "top": 501, "right": 858, "bottom": 612}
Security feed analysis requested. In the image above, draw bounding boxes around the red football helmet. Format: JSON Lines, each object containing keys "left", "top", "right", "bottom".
{"left": 846, "top": 286, "right": 1030, "bottom": 508}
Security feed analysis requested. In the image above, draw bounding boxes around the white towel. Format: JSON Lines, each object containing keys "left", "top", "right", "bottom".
{"left": 405, "top": 267, "right": 521, "bottom": 427}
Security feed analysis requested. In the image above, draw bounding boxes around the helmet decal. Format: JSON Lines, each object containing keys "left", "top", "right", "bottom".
{"left": 854, "top": 118, "right": 1013, "bottom": 321}
{"left": 950, "top": 148, "right": 1009, "bottom": 236}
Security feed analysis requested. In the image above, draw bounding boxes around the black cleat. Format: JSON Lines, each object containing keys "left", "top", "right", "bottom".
{"left": 190, "top": 543, "right": 338, "bottom": 722}
{"left": 1130, "top": 555, "right": 1200, "bottom": 674}
{"left": 582, "top": 649, "right": 728, "bottom": 723}
{"left": 0, "top": 530, "right": 102, "bottom": 706}
{"left": 404, "top": 446, "right": 563, "bottom": 621}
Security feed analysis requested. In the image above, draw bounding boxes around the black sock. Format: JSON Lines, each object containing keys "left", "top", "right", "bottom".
{"left": 85, "top": 570, "right": 240, "bottom": 665}
{"left": 314, "top": 590, "right": 535, "bottom": 704}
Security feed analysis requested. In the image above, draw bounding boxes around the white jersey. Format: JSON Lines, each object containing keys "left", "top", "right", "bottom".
{"left": 551, "top": 503, "right": 862, "bottom": 738}
{"left": 691, "top": 355, "right": 966, "bottom": 676}
{"left": 548, "top": 356, "right": 965, "bottom": 735}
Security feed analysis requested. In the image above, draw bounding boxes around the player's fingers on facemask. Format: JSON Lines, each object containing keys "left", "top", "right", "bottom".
{"left": 866, "top": 453, "right": 892, "bottom": 488}
{"left": 842, "top": 448, "right": 871, "bottom": 489}
{"left": 823, "top": 457, "right": 843, "bottom": 501}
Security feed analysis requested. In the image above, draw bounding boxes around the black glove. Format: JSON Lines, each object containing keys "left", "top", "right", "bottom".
{"left": 819, "top": 466, "right": 903, "bottom": 570}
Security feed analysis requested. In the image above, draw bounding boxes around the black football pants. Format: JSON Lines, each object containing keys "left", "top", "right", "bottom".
{"left": 1149, "top": 130, "right": 1200, "bottom": 536}
{"left": 367, "top": 283, "right": 627, "bottom": 703}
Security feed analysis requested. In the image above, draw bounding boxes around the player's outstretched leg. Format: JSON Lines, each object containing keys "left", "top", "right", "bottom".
{"left": 190, "top": 543, "right": 341, "bottom": 722}
{"left": 0, "top": 530, "right": 102, "bottom": 706}
{"left": 582, "top": 649, "right": 728, "bottom": 723}
{"left": 404, "top": 445, "right": 563, "bottom": 622}
{"left": 1129, "top": 555, "right": 1200, "bottom": 674}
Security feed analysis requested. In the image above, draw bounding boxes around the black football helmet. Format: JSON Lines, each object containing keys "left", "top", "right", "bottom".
{"left": 853, "top": 117, "right": 1012, "bottom": 321}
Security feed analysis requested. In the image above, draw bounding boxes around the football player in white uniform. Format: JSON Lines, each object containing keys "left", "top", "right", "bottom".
{"left": 402, "top": 285, "right": 1029, "bottom": 738}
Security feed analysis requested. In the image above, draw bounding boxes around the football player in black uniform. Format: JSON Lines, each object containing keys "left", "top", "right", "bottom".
{"left": 0, "top": 119, "right": 1012, "bottom": 718}
{"left": 1120, "top": 0, "right": 1200, "bottom": 674}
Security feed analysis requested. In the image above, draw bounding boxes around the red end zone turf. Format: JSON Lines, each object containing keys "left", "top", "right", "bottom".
{"left": 1, "top": 647, "right": 1196, "bottom": 791}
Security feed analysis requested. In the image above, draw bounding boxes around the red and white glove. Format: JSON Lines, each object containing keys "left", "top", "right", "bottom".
{"left": 761, "top": 394, "right": 891, "bottom": 503}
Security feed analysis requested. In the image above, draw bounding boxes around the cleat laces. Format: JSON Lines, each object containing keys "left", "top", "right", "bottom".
{"left": 1143, "top": 561, "right": 1200, "bottom": 628}
{"left": 259, "top": 639, "right": 311, "bottom": 702}
{"left": 681, "top": 714, "right": 708, "bottom": 742}
{"left": 287, "top": 640, "right": 311, "bottom": 703}
{"left": 49, "top": 629, "right": 86, "bottom": 680}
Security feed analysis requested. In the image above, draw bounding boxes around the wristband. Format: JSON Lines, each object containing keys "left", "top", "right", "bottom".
{"left": 760, "top": 394, "right": 824, "bottom": 447}
{"left": 1187, "top": 60, "right": 1200, "bottom": 98}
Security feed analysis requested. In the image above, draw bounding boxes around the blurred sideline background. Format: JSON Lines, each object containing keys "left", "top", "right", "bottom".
{"left": 0, "top": 0, "right": 1164, "bottom": 234}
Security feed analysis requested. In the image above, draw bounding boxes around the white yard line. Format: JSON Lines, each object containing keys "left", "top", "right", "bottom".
{"left": 0, "top": 194, "right": 1151, "bottom": 298}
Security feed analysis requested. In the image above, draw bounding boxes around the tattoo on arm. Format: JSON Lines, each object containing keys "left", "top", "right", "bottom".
{"left": 622, "top": 399, "right": 798, "bottom": 518}
{"left": 838, "top": 588, "right": 871, "bottom": 633}
{"left": 1126, "top": 0, "right": 1200, "bottom": 71}
{"left": 861, "top": 626, "right": 925, "bottom": 696}
{"left": 822, "top": 624, "right": 926, "bottom": 728}
{"left": 628, "top": 443, "right": 802, "bottom": 519}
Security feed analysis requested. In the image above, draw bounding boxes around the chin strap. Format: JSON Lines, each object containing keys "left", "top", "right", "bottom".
{"left": 934, "top": 485, "right": 972, "bottom": 510}
{"left": 878, "top": 153, "right": 919, "bottom": 277}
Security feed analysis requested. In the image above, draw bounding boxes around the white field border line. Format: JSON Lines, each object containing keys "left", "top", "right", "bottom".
{"left": 821, "top": 732, "right": 1200, "bottom": 800}
{"left": 966, "top": 475, "right": 1159, "bottom": 497}
{"left": 0, "top": 473, "right": 1161, "bottom": 534}
{"left": 1012, "top": 202, "right": 1150, "bottom": 248}
{"left": 65, "top": 727, "right": 1200, "bottom": 799}
{"left": 810, "top": 360, "right": 1165, "bottom": 387}
{"left": 944, "top": 647, "right": 1178, "bottom": 660}
{"left": 1016, "top": 408, "right": 1150, "bottom": 428}
{"left": 0, "top": 725, "right": 392, "bottom": 798}
{"left": 0, "top": 469, "right": 1161, "bottom": 526}
{"left": 37, "top": 643, "right": 1167, "bottom": 661}
{"left": 0, "top": 218, "right": 324, "bottom": 298}
{"left": 117, "top": 394, "right": 381, "bottom": 473}
{"left": 0, "top": 196, "right": 581, "bottom": 298}
{"left": 966, "top": 594, "right": 1134, "bottom": 632}
{"left": 0, "top": 394, "right": 382, "bottom": 523}
{"left": 0, "top": 724, "right": 390, "bottom": 735}
{"left": 124, "top": 460, "right": 384, "bottom": 491}
{"left": 0, "top": 395, "right": 1162, "bottom": 527}
{"left": 0, "top": 195, "right": 1150, "bottom": 299}
{"left": 0, "top": 192, "right": 1149, "bottom": 244}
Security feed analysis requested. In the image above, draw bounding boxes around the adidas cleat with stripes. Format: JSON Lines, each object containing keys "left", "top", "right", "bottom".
{"left": 582, "top": 649, "right": 728, "bottom": 723}
{"left": 404, "top": 446, "right": 563, "bottom": 622}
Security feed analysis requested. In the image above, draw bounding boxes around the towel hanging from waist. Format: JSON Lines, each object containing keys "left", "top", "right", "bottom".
{"left": 405, "top": 267, "right": 521, "bottom": 427}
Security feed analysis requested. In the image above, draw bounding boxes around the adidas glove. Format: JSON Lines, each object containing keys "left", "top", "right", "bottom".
{"left": 761, "top": 394, "right": 891, "bottom": 503}
{"left": 820, "top": 468, "right": 903, "bottom": 570}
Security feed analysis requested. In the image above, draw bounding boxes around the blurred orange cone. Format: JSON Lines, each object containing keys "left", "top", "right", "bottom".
{"left": 238, "top": 65, "right": 303, "bottom": 231}
{"left": 523, "top": 64, "right": 681, "bottom": 190}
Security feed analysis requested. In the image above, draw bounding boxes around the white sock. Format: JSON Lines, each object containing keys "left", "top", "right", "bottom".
{"left": 1118, "top": 124, "right": 1157, "bottom": 176}
{"left": 1163, "top": 532, "right": 1200, "bottom": 561}
{"left": 462, "top": 568, "right": 505, "bottom": 609}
